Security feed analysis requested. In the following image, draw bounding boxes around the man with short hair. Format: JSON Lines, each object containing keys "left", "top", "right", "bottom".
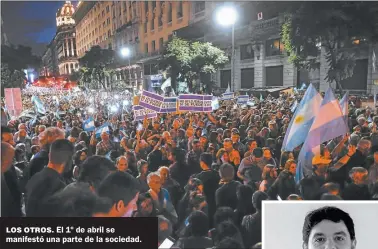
{"left": 115, "top": 156, "right": 130, "bottom": 173}
{"left": 25, "top": 139, "right": 74, "bottom": 217}
{"left": 302, "top": 206, "right": 357, "bottom": 249}
{"left": 1, "top": 126, "right": 15, "bottom": 146}
{"left": 146, "top": 172, "right": 178, "bottom": 224}
{"left": 94, "top": 171, "right": 140, "bottom": 217}
{"left": 186, "top": 139, "right": 203, "bottom": 175}
{"left": 215, "top": 163, "right": 241, "bottom": 210}
{"left": 23, "top": 127, "right": 66, "bottom": 184}
{"left": 195, "top": 152, "right": 220, "bottom": 226}
{"left": 241, "top": 191, "right": 268, "bottom": 248}
{"left": 342, "top": 167, "right": 370, "bottom": 200}
{"left": 238, "top": 147, "right": 265, "bottom": 185}
{"left": 96, "top": 130, "right": 114, "bottom": 156}
{"left": 66, "top": 155, "right": 117, "bottom": 191}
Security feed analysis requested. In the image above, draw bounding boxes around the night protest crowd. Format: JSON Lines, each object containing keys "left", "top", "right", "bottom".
{"left": 1, "top": 88, "right": 378, "bottom": 249}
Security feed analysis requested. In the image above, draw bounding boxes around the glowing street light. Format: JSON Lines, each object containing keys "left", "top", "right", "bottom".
{"left": 215, "top": 5, "right": 237, "bottom": 92}
{"left": 121, "top": 47, "right": 131, "bottom": 57}
{"left": 120, "top": 47, "right": 133, "bottom": 92}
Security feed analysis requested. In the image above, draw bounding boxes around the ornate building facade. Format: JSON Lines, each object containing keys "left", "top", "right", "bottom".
{"left": 55, "top": 1, "right": 79, "bottom": 75}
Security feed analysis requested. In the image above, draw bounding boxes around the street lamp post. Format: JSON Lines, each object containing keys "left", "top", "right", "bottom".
{"left": 121, "top": 47, "right": 132, "bottom": 91}
{"left": 216, "top": 6, "right": 237, "bottom": 92}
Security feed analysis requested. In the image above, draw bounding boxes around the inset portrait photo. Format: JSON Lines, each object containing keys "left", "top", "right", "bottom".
{"left": 262, "top": 201, "right": 378, "bottom": 249}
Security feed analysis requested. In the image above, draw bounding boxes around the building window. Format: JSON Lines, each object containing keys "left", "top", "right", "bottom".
{"left": 159, "top": 37, "right": 164, "bottom": 50}
{"left": 102, "top": 10, "right": 105, "bottom": 17}
{"left": 177, "top": 1, "right": 183, "bottom": 18}
{"left": 194, "top": 1, "right": 205, "bottom": 13}
{"left": 152, "top": 1, "right": 156, "bottom": 9}
{"left": 145, "top": 43, "right": 148, "bottom": 53}
{"left": 151, "top": 14, "right": 155, "bottom": 30}
{"left": 240, "top": 44, "right": 254, "bottom": 60}
{"left": 168, "top": 34, "right": 173, "bottom": 41}
{"left": 103, "top": 21, "right": 106, "bottom": 28}
{"left": 113, "top": 9, "right": 116, "bottom": 18}
{"left": 108, "top": 29, "right": 111, "bottom": 37}
{"left": 265, "top": 39, "right": 284, "bottom": 56}
{"left": 168, "top": 3, "right": 172, "bottom": 23}
{"left": 106, "top": 5, "right": 110, "bottom": 13}
{"left": 145, "top": 1, "right": 149, "bottom": 13}
{"left": 158, "top": 14, "right": 163, "bottom": 27}
{"left": 241, "top": 68, "right": 254, "bottom": 88}
{"left": 123, "top": 1, "right": 127, "bottom": 11}
{"left": 107, "top": 18, "right": 110, "bottom": 25}
{"left": 152, "top": 40, "right": 156, "bottom": 51}
{"left": 144, "top": 21, "right": 148, "bottom": 33}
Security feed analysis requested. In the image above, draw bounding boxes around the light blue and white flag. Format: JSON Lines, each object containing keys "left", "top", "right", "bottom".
{"left": 290, "top": 100, "right": 298, "bottom": 113}
{"left": 95, "top": 122, "right": 110, "bottom": 138}
{"left": 282, "top": 84, "right": 323, "bottom": 152}
{"left": 296, "top": 88, "right": 349, "bottom": 182}
{"left": 339, "top": 91, "right": 349, "bottom": 125}
{"left": 83, "top": 117, "right": 95, "bottom": 132}
{"left": 300, "top": 82, "right": 307, "bottom": 90}
{"left": 212, "top": 96, "right": 220, "bottom": 111}
{"left": 31, "top": 96, "right": 46, "bottom": 114}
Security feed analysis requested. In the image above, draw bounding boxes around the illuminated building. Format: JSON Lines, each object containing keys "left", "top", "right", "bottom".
{"left": 136, "top": 1, "right": 191, "bottom": 77}
{"left": 73, "top": 1, "right": 115, "bottom": 57}
{"left": 55, "top": 1, "right": 79, "bottom": 75}
{"left": 176, "top": 2, "right": 378, "bottom": 93}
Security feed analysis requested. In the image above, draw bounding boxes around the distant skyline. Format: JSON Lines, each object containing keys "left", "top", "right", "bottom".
{"left": 1, "top": 1, "right": 78, "bottom": 56}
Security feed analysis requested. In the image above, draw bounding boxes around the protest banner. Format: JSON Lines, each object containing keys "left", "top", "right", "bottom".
{"left": 178, "top": 94, "right": 212, "bottom": 112}
{"left": 4, "top": 88, "right": 23, "bottom": 117}
{"left": 222, "top": 92, "right": 234, "bottom": 100}
{"left": 237, "top": 95, "right": 249, "bottom": 104}
{"left": 160, "top": 97, "right": 177, "bottom": 113}
{"left": 139, "top": 90, "right": 164, "bottom": 112}
{"left": 133, "top": 105, "right": 158, "bottom": 121}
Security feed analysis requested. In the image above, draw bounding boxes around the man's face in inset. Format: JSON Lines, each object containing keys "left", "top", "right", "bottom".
{"left": 304, "top": 220, "right": 356, "bottom": 249}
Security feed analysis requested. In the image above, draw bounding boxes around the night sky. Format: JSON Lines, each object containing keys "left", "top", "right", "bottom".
{"left": 1, "top": 1, "right": 77, "bottom": 56}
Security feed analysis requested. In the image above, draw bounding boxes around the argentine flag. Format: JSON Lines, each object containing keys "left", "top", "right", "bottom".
{"left": 31, "top": 96, "right": 46, "bottom": 114}
{"left": 296, "top": 88, "right": 349, "bottom": 182}
{"left": 290, "top": 100, "right": 298, "bottom": 113}
{"left": 282, "top": 84, "right": 323, "bottom": 152}
{"left": 212, "top": 96, "right": 220, "bottom": 111}
{"left": 83, "top": 117, "right": 95, "bottom": 132}
{"left": 95, "top": 122, "right": 110, "bottom": 138}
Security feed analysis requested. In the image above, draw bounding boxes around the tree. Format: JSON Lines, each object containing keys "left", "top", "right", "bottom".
{"left": 79, "top": 46, "right": 117, "bottom": 90}
{"left": 161, "top": 37, "right": 229, "bottom": 93}
{"left": 1, "top": 44, "right": 41, "bottom": 94}
{"left": 281, "top": 2, "right": 378, "bottom": 90}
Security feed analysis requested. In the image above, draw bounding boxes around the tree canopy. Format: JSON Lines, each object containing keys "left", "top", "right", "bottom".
{"left": 161, "top": 37, "right": 228, "bottom": 93}
{"left": 78, "top": 46, "right": 117, "bottom": 89}
{"left": 280, "top": 2, "right": 378, "bottom": 89}
{"left": 1, "top": 44, "right": 41, "bottom": 94}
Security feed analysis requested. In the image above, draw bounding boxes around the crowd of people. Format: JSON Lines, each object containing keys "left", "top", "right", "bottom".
{"left": 1, "top": 89, "right": 378, "bottom": 249}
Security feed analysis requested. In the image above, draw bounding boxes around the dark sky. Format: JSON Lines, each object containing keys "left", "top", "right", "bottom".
{"left": 1, "top": 1, "right": 76, "bottom": 56}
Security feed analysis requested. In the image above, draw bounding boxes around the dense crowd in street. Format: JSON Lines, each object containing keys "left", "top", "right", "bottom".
{"left": 1, "top": 88, "right": 378, "bottom": 249}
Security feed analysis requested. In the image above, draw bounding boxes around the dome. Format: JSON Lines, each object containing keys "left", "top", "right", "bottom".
{"left": 56, "top": 1, "right": 76, "bottom": 27}
{"left": 56, "top": 1, "right": 75, "bottom": 18}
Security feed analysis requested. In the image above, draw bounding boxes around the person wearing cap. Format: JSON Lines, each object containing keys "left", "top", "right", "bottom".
{"left": 298, "top": 155, "right": 331, "bottom": 200}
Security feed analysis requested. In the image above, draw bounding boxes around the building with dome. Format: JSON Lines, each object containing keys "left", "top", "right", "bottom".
{"left": 41, "top": 1, "right": 79, "bottom": 77}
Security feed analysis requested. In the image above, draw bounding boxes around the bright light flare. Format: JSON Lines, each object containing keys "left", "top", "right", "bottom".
{"left": 216, "top": 6, "right": 237, "bottom": 26}
{"left": 111, "top": 105, "right": 118, "bottom": 113}
{"left": 87, "top": 107, "right": 95, "bottom": 114}
{"left": 121, "top": 47, "right": 131, "bottom": 57}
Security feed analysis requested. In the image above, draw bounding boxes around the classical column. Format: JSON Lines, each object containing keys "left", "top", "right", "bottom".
{"left": 66, "top": 39, "right": 70, "bottom": 57}
{"left": 71, "top": 38, "right": 74, "bottom": 57}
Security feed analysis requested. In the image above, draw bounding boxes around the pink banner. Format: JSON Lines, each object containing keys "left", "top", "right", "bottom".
{"left": 5, "top": 88, "right": 23, "bottom": 117}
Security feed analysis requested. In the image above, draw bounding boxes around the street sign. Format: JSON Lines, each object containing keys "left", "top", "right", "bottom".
{"left": 258, "top": 12, "right": 263, "bottom": 20}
